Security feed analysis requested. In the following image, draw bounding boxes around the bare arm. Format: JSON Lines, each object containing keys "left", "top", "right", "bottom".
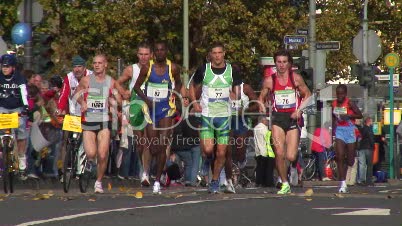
{"left": 134, "top": 63, "right": 151, "bottom": 107}
{"left": 243, "top": 84, "right": 259, "bottom": 112}
{"left": 258, "top": 77, "right": 273, "bottom": 113}
{"left": 74, "top": 76, "right": 89, "bottom": 113}
{"left": 115, "top": 65, "right": 133, "bottom": 100}
{"left": 172, "top": 63, "right": 182, "bottom": 95}
{"left": 349, "top": 102, "right": 363, "bottom": 119}
{"left": 293, "top": 72, "right": 312, "bottom": 118}
{"left": 189, "top": 81, "right": 202, "bottom": 112}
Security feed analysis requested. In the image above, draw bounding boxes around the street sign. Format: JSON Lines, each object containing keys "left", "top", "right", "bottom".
{"left": 296, "top": 28, "right": 308, "bottom": 35}
{"left": 316, "top": 41, "right": 340, "bottom": 50}
{"left": 393, "top": 74, "right": 399, "bottom": 87}
{"left": 284, "top": 35, "right": 307, "bottom": 45}
{"left": 375, "top": 74, "right": 390, "bottom": 80}
{"left": 353, "top": 30, "right": 382, "bottom": 63}
{"left": 17, "top": 0, "right": 43, "bottom": 24}
{"left": 384, "top": 53, "right": 400, "bottom": 68}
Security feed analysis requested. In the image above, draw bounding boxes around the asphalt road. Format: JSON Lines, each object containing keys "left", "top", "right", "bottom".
{"left": 0, "top": 181, "right": 400, "bottom": 226}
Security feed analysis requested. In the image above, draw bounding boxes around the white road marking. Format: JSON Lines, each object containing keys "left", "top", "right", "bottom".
{"left": 16, "top": 199, "right": 236, "bottom": 226}
{"left": 313, "top": 207, "right": 390, "bottom": 215}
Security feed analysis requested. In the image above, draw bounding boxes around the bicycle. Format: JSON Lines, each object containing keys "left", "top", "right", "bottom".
{"left": 60, "top": 114, "right": 89, "bottom": 193}
{"left": 302, "top": 148, "right": 338, "bottom": 181}
{"left": 0, "top": 113, "right": 20, "bottom": 193}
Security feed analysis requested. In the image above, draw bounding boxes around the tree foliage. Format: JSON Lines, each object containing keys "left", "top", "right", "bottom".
{"left": 0, "top": 0, "right": 400, "bottom": 82}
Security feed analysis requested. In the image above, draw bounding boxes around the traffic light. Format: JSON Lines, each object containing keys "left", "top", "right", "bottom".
{"left": 33, "top": 33, "right": 54, "bottom": 75}
{"left": 357, "top": 65, "right": 374, "bottom": 87}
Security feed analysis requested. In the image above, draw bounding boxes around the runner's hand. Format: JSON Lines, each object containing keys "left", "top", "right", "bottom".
{"left": 81, "top": 102, "right": 87, "bottom": 113}
{"left": 193, "top": 102, "right": 202, "bottom": 113}
{"left": 122, "top": 90, "right": 131, "bottom": 100}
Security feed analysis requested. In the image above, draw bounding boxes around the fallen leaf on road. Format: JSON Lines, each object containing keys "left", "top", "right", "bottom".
{"left": 33, "top": 194, "right": 51, "bottom": 200}
{"left": 88, "top": 198, "right": 96, "bottom": 202}
{"left": 108, "top": 183, "right": 112, "bottom": 191}
{"left": 334, "top": 193, "right": 344, "bottom": 198}
{"left": 361, "top": 192, "right": 368, "bottom": 195}
{"left": 174, "top": 194, "right": 183, "bottom": 199}
{"left": 134, "top": 191, "right": 143, "bottom": 199}
{"left": 119, "top": 186, "right": 127, "bottom": 192}
{"left": 305, "top": 198, "right": 312, "bottom": 201}
{"left": 0, "top": 198, "right": 4, "bottom": 201}
{"left": 304, "top": 188, "right": 314, "bottom": 196}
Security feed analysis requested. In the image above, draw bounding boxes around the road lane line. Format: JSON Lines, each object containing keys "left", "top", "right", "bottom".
{"left": 17, "top": 199, "right": 234, "bottom": 226}
{"left": 313, "top": 207, "right": 391, "bottom": 215}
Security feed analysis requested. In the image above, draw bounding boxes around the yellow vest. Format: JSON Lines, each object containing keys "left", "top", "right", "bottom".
{"left": 265, "top": 130, "right": 275, "bottom": 158}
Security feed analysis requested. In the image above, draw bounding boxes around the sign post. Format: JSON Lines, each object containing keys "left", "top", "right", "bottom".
{"left": 384, "top": 52, "right": 400, "bottom": 179}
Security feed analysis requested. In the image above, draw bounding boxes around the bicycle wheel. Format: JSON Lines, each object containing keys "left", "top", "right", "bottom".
{"left": 63, "top": 143, "right": 77, "bottom": 193}
{"left": 2, "top": 146, "right": 14, "bottom": 193}
{"left": 79, "top": 159, "right": 91, "bottom": 193}
{"left": 302, "top": 157, "right": 316, "bottom": 181}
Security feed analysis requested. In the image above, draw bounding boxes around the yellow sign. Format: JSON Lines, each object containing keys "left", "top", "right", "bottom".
{"left": 0, "top": 113, "right": 19, "bottom": 129}
{"left": 62, "top": 115, "right": 82, "bottom": 133}
{"left": 383, "top": 109, "right": 401, "bottom": 125}
{"left": 384, "top": 53, "right": 400, "bottom": 68}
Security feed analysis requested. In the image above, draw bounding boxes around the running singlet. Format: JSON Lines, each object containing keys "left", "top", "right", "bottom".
{"left": 200, "top": 63, "right": 233, "bottom": 117}
{"left": 83, "top": 74, "right": 112, "bottom": 122}
{"left": 332, "top": 97, "right": 354, "bottom": 127}
{"left": 144, "top": 60, "right": 174, "bottom": 103}
{"left": 271, "top": 72, "right": 300, "bottom": 113}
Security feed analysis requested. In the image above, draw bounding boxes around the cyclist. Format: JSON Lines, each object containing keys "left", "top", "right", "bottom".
{"left": 0, "top": 54, "right": 29, "bottom": 179}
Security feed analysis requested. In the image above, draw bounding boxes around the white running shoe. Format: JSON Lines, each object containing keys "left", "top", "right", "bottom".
{"left": 153, "top": 181, "right": 161, "bottom": 195}
{"left": 338, "top": 186, "right": 348, "bottom": 193}
{"left": 224, "top": 179, "right": 236, "bottom": 194}
{"left": 141, "top": 174, "right": 150, "bottom": 187}
{"left": 94, "top": 181, "right": 104, "bottom": 194}
{"left": 18, "top": 156, "right": 27, "bottom": 171}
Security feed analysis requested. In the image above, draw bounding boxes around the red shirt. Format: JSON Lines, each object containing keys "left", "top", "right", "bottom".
{"left": 271, "top": 72, "right": 301, "bottom": 113}
{"left": 311, "top": 127, "right": 331, "bottom": 153}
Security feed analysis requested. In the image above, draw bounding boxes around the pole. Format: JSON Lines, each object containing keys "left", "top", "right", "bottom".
{"left": 308, "top": 0, "right": 316, "bottom": 71}
{"left": 389, "top": 68, "right": 394, "bottom": 179}
{"left": 362, "top": 0, "right": 369, "bottom": 113}
{"left": 23, "top": 0, "right": 33, "bottom": 70}
{"left": 183, "top": 0, "right": 189, "bottom": 87}
{"left": 307, "top": 0, "right": 316, "bottom": 152}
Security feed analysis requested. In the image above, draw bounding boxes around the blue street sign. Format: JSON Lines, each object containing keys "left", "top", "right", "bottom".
{"left": 284, "top": 35, "right": 307, "bottom": 45}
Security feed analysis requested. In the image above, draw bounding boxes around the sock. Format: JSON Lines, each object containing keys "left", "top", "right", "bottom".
{"left": 154, "top": 181, "right": 160, "bottom": 186}
{"left": 278, "top": 177, "right": 282, "bottom": 183}
{"left": 282, "top": 182, "right": 289, "bottom": 186}
{"left": 341, "top": 180, "right": 347, "bottom": 187}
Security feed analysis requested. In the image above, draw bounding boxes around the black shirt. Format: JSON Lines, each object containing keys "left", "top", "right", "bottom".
{"left": 359, "top": 125, "right": 375, "bottom": 149}
{"left": 192, "top": 63, "right": 242, "bottom": 86}
{"left": 0, "top": 71, "right": 28, "bottom": 109}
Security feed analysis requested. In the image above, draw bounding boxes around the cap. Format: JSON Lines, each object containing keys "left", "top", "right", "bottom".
{"left": 72, "top": 55, "right": 86, "bottom": 66}
{"left": 1, "top": 54, "right": 17, "bottom": 66}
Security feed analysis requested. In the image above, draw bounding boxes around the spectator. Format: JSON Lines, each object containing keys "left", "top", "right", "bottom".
{"left": 311, "top": 121, "right": 332, "bottom": 181}
{"left": 357, "top": 116, "right": 375, "bottom": 185}
{"left": 254, "top": 116, "right": 275, "bottom": 187}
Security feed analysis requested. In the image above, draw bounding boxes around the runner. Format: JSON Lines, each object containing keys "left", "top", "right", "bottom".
{"left": 258, "top": 49, "right": 311, "bottom": 194}
{"left": 189, "top": 42, "right": 242, "bottom": 194}
{"left": 133, "top": 41, "right": 182, "bottom": 194}
{"left": 115, "top": 41, "right": 153, "bottom": 186}
{"left": 75, "top": 54, "right": 120, "bottom": 193}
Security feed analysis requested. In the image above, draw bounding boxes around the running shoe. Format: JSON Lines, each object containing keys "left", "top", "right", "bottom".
{"left": 224, "top": 179, "right": 236, "bottom": 194}
{"left": 208, "top": 180, "right": 220, "bottom": 194}
{"left": 277, "top": 183, "right": 291, "bottom": 194}
{"left": 153, "top": 181, "right": 161, "bottom": 195}
{"left": 338, "top": 186, "right": 349, "bottom": 193}
{"left": 94, "top": 181, "right": 104, "bottom": 193}
{"left": 141, "top": 174, "right": 150, "bottom": 187}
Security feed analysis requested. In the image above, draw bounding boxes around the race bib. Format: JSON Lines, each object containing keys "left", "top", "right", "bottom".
{"left": 62, "top": 114, "right": 82, "bottom": 133}
{"left": 87, "top": 96, "right": 106, "bottom": 112}
{"left": 208, "top": 87, "right": 229, "bottom": 102}
{"left": 0, "top": 113, "right": 19, "bottom": 129}
{"left": 274, "top": 89, "right": 296, "bottom": 109}
{"left": 146, "top": 83, "right": 169, "bottom": 99}
{"left": 333, "top": 107, "right": 347, "bottom": 115}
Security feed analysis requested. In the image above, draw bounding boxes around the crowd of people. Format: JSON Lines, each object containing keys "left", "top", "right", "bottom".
{"left": 0, "top": 42, "right": 384, "bottom": 195}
